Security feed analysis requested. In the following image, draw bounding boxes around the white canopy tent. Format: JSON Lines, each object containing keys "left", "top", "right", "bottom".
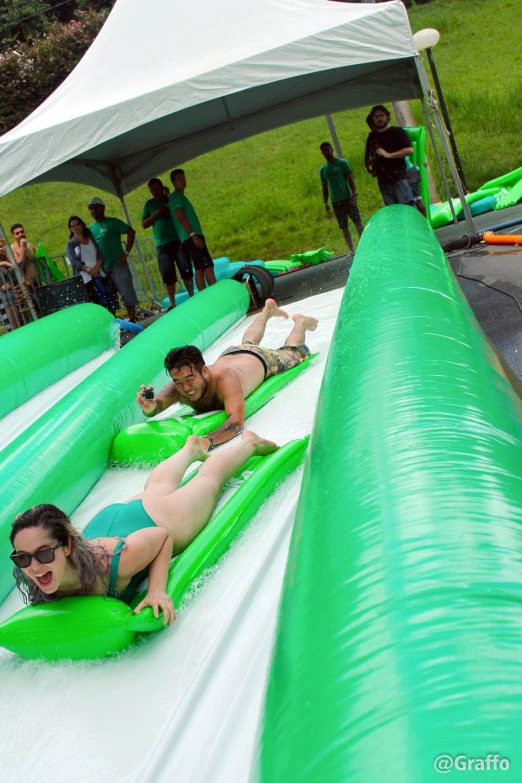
{"left": 0, "top": 0, "right": 423, "bottom": 198}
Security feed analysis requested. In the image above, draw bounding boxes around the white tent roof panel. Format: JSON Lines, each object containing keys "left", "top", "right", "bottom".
{"left": 0, "top": 0, "right": 421, "bottom": 197}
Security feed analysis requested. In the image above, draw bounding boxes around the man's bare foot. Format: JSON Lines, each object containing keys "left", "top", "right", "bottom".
{"left": 264, "top": 298, "right": 288, "bottom": 320}
{"left": 292, "top": 314, "right": 318, "bottom": 332}
{"left": 186, "top": 435, "right": 210, "bottom": 461}
{"left": 242, "top": 430, "right": 279, "bottom": 456}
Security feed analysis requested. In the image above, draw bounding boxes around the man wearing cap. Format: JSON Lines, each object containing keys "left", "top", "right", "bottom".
{"left": 88, "top": 197, "right": 138, "bottom": 321}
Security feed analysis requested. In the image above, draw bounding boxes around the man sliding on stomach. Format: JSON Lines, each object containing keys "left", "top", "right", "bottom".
{"left": 136, "top": 299, "right": 318, "bottom": 451}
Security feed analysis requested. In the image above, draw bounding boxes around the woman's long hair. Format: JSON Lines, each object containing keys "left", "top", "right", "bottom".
{"left": 10, "top": 504, "right": 111, "bottom": 605}
{"left": 68, "top": 215, "right": 89, "bottom": 240}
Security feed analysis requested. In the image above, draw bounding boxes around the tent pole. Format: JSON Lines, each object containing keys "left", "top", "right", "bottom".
{"left": 415, "top": 56, "right": 478, "bottom": 238}
{"left": 419, "top": 97, "right": 459, "bottom": 224}
{"left": 108, "top": 166, "right": 162, "bottom": 308}
{"left": 325, "top": 114, "right": 344, "bottom": 158}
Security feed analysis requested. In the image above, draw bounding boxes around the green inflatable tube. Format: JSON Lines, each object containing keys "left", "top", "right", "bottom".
{"left": 0, "top": 303, "right": 114, "bottom": 419}
{"left": 481, "top": 165, "right": 522, "bottom": 191}
{"left": 258, "top": 206, "right": 522, "bottom": 782}
{"left": 0, "top": 281, "right": 249, "bottom": 605}
{"left": 0, "top": 437, "right": 308, "bottom": 661}
{"left": 405, "top": 126, "right": 430, "bottom": 225}
{"left": 110, "top": 355, "right": 316, "bottom": 466}
{"left": 431, "top": 186, "right": 501, "bottom": 229}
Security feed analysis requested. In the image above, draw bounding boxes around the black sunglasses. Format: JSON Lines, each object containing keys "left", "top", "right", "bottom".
{"left": 10, "top": 543, "right": 62, "bottom": 569}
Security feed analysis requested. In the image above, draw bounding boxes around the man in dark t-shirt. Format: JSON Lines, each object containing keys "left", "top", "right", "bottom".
{"left": 364, "top": 105, "right": 416, "bottom": 208}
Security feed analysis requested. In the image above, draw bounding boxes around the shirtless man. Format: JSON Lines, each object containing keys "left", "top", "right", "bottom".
{"left": 10, "top": 224, "right": 38, "bottom": 287}
{"left": 136, "top": 299, "right": 318, "bottom": 451}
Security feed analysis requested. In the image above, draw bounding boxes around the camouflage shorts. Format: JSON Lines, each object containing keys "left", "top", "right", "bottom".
{"left": 218, "top": 341, "right": 310, "bottom": 379}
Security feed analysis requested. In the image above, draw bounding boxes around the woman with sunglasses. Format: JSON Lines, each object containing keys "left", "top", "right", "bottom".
{"left": 66, "top": 215, "right": 115, "bottom": 313}
{"left": 10, "top": 431, "right": 278, "bottom": 626}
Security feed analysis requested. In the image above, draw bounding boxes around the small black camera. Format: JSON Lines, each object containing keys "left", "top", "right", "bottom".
{"left": 143, "top": 387, "right": 155, "bottom": 400}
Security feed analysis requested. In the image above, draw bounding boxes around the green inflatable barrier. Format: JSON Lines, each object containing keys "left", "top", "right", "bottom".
{"left": 405, "top": 125, "right": 430, "bottom": 224}
{"left": 289, "top": 248, "right": 334, "bottom": 266}
{"left": 0, "top": 303, "right": 114, "bottom": 419}
{"left": 34, "top": 242, "right": 65, "bottom": 282}
{"left": 495, "top": 177, "right": 522, "bottom": 210}
{"left": 0, "top": 281, "right": 249, "bottom": 605}
{"left": 430, "top": 187, "right": 501, "bottom": 229}
{"left": 0, "top": 437, "right": 307, "bottom": 661}
{"left": 481, "top": 165, "right": 522, "bottom": 191}
{"left": 259, "top": 206, "right": 522, "bottom": 782}
{"left": 110, "top": 354, "right": 316, "bottom": 466}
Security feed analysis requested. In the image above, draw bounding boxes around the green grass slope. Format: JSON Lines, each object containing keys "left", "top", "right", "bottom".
{"left": 0, "top": 0, "right": 520, "bottom": 260}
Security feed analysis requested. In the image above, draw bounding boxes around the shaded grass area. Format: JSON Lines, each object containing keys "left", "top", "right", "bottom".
{"left": 0, "top": 0, "right": 520, "bottom": 260}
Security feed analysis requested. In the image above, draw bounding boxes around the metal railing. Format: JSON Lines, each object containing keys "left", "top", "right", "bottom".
{"left": 0, "top": 265, "right": 39, "bottom": 331}
{"left": 0, "top": 236, "right": 173, "bottom": 334}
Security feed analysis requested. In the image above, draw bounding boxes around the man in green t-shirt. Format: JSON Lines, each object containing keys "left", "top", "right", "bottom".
{"left": 169, "top": 169, "right": 217, "bottom": 293}
{"left": 141, "top": 178, "right": 194, "bottom": 309}
{"left": 319, "top": 142, "right": 363, "bottom": 253}
{"left": 88, "top": 196, "right": 138, "bottom": 321}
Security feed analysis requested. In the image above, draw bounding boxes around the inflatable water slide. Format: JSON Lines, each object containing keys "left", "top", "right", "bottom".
{"left": 1, "top": 208, "right": 521, "bottom": 782}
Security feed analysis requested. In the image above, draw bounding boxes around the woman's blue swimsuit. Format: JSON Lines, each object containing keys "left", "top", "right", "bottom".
{"left": 82, "top": 500, "right": 157, "bottom": 604}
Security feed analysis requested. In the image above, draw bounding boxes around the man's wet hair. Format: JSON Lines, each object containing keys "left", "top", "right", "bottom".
{"left": 170, "top": 168, "right": 185, "bottom": 182}
{"left": 164, "top": 345, "right": 205, "bottom": 374}
{"left": 148, "top": 177, "right": 162, "bottom": 188}
{"left": 319, "top": 141, "right": 333, "bottom": 151}
{"left": 10, "top": 223, "right": 23, "bottom": 234}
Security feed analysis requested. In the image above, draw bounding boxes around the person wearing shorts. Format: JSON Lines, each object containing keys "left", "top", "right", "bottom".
{"left": 88, "top": 197, "right": 139, "bottom": 321}
{"left": 169, "top": 169, "right": 217, "bottom": 293}
{"left": 218, "top": 342, "right": 309, "bottom": 380}
{"left": 141, "top": 178, "right": 195, "bottom": 308}
{"left": 137, "top": 299, "right": 318, "bottom": 451}
{"left": 320, "top": 141, "right": 364, "bottom": 253}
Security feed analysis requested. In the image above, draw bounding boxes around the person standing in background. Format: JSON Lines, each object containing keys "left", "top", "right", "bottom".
{"left": 169, "top": 169, "right": 217, "bottom": 293}
{"left": 364, "top": 105, "right": 416, "bottom": 208}
{"left": 66, "top": 216, "right": 114, "bottom": 312}
{"left": 88, "top": 197, "right": 138, "bottom": 322}
{"left": 10, "top": 224, "right": 38, "bottom": 288}
{"left": 319, "top": 142, "right": 363, "bottom": 253}
{"left": 141, "top": 178, "right": 194, "bottom": 310}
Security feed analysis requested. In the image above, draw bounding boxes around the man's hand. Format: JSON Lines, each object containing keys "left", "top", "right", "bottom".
{"left": 324, "top": 203, "right": 332, "bottom": 216}
{"left": 118, "top": 253, "right": 128, "bottom": 265}
{"left": 199, "top": 436, "right": 212, "bottom": 452}
{"left": 154, "top": 207, "right": 167, "bottom": 219}
{"left": 350, "top": 194, "right": 358, "bottom": 204}
{"left": 20, "top": 238, "right": 27, "bottom": 250}
{"left": 193, "top": 235, "right": 204, "bottom": 249}
{"left": 137, "top": 385, "right": 158, "bottom": 415}
{"left": 375, "top": 148, "right": 391, "bottom": 159}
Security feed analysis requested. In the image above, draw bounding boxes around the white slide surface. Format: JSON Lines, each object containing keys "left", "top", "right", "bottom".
{"left": 0, "top": 288, "right": 343, "bottom": 783}
{"left": 0, "top": 349, "right": 115, "bottom": 451}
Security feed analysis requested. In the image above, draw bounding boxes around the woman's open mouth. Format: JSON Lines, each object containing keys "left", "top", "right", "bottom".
{"left": 36, "top": 571, "right": 53, "bottom": 588}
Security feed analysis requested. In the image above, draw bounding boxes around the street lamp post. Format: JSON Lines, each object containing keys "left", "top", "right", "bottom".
{"left": 413, "top": 28, "right": 468, "bottom": 193}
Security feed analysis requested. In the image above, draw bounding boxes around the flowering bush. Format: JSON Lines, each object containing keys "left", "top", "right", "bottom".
{"left": 0, "top": 8, "right": 109, "bottom": 134}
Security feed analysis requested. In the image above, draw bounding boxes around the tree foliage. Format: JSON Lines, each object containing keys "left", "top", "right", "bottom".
{"left": 0, "top": 1, "right": 114, "bottom": 52}
{"left": 0, "top": 6, "right": 110, "bottom": 133}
